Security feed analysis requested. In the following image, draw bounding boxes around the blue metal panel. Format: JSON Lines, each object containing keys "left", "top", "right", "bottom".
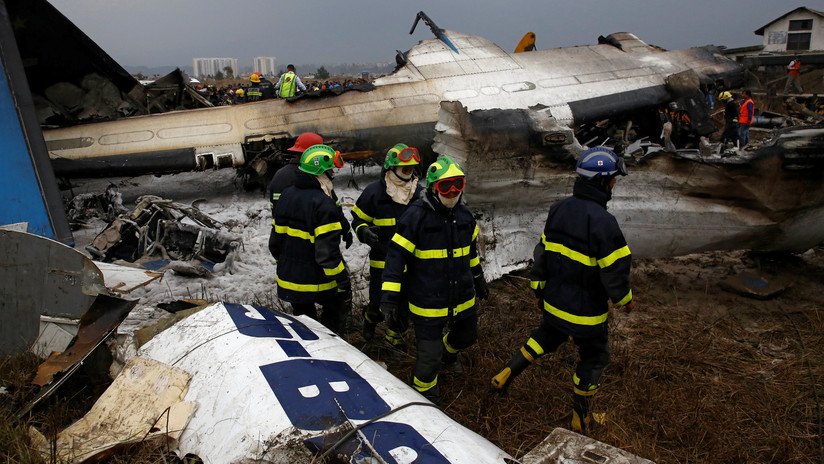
{"left": 0, "top": 55, "right": 54, "bottom": 238}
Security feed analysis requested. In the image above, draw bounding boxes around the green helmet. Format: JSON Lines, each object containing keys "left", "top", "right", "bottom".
{"left": 425, "top": 156, "right": 465, "bottom": 187}
{"left": 299, "top": 144, "right": 343, "bottom": 175}
{"left": 384, "top": 143, "right": 421, "bottom": 169}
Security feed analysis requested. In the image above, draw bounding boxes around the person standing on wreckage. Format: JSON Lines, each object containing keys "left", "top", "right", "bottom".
{"left": 490, "top": 147, "right": 635, "bottom": 435}
{"left": 271, "top": 144, "right": 352, "bottom": 335}
{"left": 380, "top": 156, "right": 489, "bottom": 404}
{"left": 351, "top": 144, "right": 423, "bottom": 349}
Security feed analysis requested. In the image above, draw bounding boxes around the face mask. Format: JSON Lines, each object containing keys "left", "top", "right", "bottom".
{"left": 385, "top": 169, "right": 417, "bottom": 205}
{"left": 437, "top": 192, "right": 461, "bottom": 209}
{"left": 317, "top": 173, "right": 334, "bottom": 198}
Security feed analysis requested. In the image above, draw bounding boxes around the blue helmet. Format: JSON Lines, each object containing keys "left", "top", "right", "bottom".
{"left": 575, "top": 147, "right": 628, "bottom": 179}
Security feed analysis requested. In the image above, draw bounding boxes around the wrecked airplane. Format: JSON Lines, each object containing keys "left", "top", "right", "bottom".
{"left": 39, "top": 10, "right": 824, "bottom": 276}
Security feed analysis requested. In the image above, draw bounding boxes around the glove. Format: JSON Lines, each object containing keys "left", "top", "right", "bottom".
{"left": 474, "top": 274, "right": 489, "bottom": 300}
{"left": 336, "top": 271, "right": 352, "bottom": 309}
{"left": 357, "top": 226, "right": 380, "bottom": 247}
{"left": 380, "top": 301, "right": 398, "bottom": 322}
{"left": 343, "top": 230, "right": 354, "bottom": 249}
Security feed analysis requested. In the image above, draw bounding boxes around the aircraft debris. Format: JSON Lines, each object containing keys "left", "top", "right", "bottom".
{"left": 719, "top": 271, "right": 792, "bottom": 300}
{"left": 65, "top": 183, "right": 128, "bottom": 227}
{"left": 94, "top": 261, "right": 164, "bottom": 294}
{"left": 520, "top": 428, "right": 654, "bottom": 464}
{"left": 30, "top": 356, "right": 195, "bottom": 464}
{"left": 86, "top": 195, "right": 240, "bottom": 272}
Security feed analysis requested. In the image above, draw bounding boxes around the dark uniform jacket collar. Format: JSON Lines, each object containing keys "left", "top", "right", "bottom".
{"left": 294, "top": 171, "right": 322, "bottom": 190}
{"left": 421, "top": 189, "right": 463, "bottom": 215}
{"left": 572, "top": 178, "right": 611, "bottom": 208}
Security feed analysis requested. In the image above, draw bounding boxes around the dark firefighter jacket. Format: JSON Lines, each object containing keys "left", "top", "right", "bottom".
{"left": 530, "top": 178, "right": 633, "bottom": 337}
{"left": 351, "top": 172, "right": 422, "bottom": 269}
{"left": 381, "top": 190, "right": 483, "bottom": 318}
{"left": 272, "top": 172, "right": 349, "bottom": 304}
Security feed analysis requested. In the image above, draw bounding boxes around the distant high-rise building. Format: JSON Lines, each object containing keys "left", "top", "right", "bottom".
{"left": 253, "top": 57, "right": 277, "bottom": 77}
{"left": 192, "top": 58, "right": 239, "bottom": 78}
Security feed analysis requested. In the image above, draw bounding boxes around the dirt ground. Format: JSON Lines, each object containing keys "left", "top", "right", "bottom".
{"left": 364, "top": 248, "right": 824, "bottom": 463}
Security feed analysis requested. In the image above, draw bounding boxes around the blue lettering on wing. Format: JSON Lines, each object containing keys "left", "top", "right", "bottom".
{"left": 355, "top": 421, "right": 450, "bottom": 463}
{"left": 260, "top": 359, "right": 391, "bottom": 430}
{"left": 224, "top": 303, "right": 319, "bottom": 340}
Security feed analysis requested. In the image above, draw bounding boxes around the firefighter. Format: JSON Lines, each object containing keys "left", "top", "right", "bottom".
{"left": 351, "top": 144, "right": 423, "bottom": 347}
{"left": 267, "top": 133, "right": 352, "bottom": 259}
{"left": 490, "top": 147, "right": 635, "bottom": 435}
{"left": 381, "top": 156, "right": 489, "bottom": 403}
{"left": 246, "top": 73, "right": 263, "bottom": 102}
{"left": 271, "top": 144, "right": 352, "bottom": 335}
{"left": 718, "top": 91, "right": 738, "bottom": 148}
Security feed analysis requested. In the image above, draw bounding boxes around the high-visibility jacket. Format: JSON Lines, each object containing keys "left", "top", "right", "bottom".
{"left": 381, "top": 190, "right": 483, "bottom": 318}
{"left": 278, "top": 71, "right": 298, "bottom": 98}
{"left": 245, "top": 85, "right": 263, "bottom": 102}
{"left": 530, "top": 179, "right": 632, "bottom": 337}
{"left": 272, "top": 172, "right": 349, "bottom": 304}
{"left": 738, "top": 97, "right": 754, "bottom": 125}
{"left": 351, "top": 173, "right": 422, "bottom": 270}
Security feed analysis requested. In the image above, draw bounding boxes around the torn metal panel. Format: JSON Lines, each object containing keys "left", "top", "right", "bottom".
{"left": 0, "top": 230, "right": 106, "bottom": 355}
{"left": 139, "top": 302, "right": 515, "bottom": 463}
{"left": 32, "top": 315, "right": 79, "bottom": 359}
{"left": 34, "top": 356, "right": 195, "bottom": 464}
{"left": 520, "top": 428, "right": 654, "bottom": 464}
{"left": 30, "top": 294, "right": 135, "bottom": 387}
{"left": 94, "top": 261, "right": 164, "bottom": 294}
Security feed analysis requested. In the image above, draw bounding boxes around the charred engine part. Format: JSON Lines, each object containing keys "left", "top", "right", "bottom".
{"left": 66, "top": 184, "right": 128, "bottom": 227}
{"left": 86, "top": 195, "right": 239, "bottom": 264}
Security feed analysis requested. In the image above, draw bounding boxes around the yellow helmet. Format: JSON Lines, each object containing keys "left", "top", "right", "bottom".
{"left": 718, "top": 91, "right": 732, "bottom": 102}
{"left": 235, "top": 88, "right": 245, "bottom": 97}
{"left": 250, "top": 73, "right": 261, "bottom": 83}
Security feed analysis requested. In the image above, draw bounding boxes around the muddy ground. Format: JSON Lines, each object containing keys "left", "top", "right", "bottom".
{"left": 364, "top": 248, "right": 824, "bottom": 463}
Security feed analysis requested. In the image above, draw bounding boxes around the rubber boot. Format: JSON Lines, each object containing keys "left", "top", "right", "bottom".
{"left": 571, "top": 392, "right": 593, "bottom": 435}
{"left": 361, "top": 313, "right": 379, "bottom": 341}
{"left": 441, "top": 350, "right": 464, "bottom": 374}
{"left": 490, "top": 348, "right": 533, "bottom": 395}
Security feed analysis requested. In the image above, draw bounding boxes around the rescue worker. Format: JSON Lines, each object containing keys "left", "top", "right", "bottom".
{"left": 490, "top": 147, "right": 635, "bottom": 435}
{"left": 246, "top": 73, "right": 263, "bottom": 102}
{"left": 271, "top": 144, "right": 352, "bottom": 335}
{"left": 718, "top": 91, "right": 738, "bottom": 148}
{"left": 258, "top": 73, "right": 276, "bottom": 100}
{"left": 738, "top": 90, "right": 754, "bottom": 147}
{"left": 351, "top": 144, "right": 423, "bottom": 347}
{"left": 234, "top": 87, "right": 246, "bottom": 104}
{"left": 276, "top": 64, "right": 307, "bottom": 98}
{"left": 784, "top": 56, "right": 803, "bottom": 94}
{"left": 267, "top": 133, "right": 352, "bottom": 259}
{"left": 381, "top": 156, "right": 489, "bottom": 403}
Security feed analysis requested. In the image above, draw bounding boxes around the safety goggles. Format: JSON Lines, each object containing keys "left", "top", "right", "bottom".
{"left": 434, "top": 176, "right": 465, "bottom": 195}
{"left": 398, "top": 147, "right": 421, "bottom": 163}
{"left": 332, "top": 151, "right": 345, "bottom": 169}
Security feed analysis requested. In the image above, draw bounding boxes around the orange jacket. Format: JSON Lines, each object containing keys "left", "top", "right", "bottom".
{"left": 787, "top": 60, "right": 801, "bottom": 78}
{"left": 738, "top": 97, "right": 754, "bottom": 125}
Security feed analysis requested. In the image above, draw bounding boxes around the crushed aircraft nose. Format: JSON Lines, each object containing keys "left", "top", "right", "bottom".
{"left": 86, "top": 195, "right": 240, "bottom": 271}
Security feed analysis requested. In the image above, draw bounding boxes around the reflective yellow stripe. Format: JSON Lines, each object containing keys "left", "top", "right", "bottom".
{"left": 617, "top": 289, "right": 633, "bottom": 306}
{"left": 529, "top": 280, "right": 545, "bottom": 290}
{"left": 443, "top": 333, "right": 458, "bottom": 354}
{"left": 323, "top": 261, "right": 345, "bottom": 276}
{"left": 382, "top": 281, "right": 401, "bottom": 292}
{"left": 414, "top": 246, "right": 470, "bottom": 259}
{"left": 369, "top": 259, "right": 385, "bottom": 269}
{"left": 355, "top": 222, "right": 368, "bottom": 232}
{"left": 271, "top": 219, "right": 276, "bottom": 226}
{"left": 373, "top": 217, "right": 397, "bottom": 226}
{"left": 391, "top": 233, "right": 416, "bottom": 253}
{"left": 275, "top": 224, "right": 314, "bottom": 242}
{"left": 352, "top": 205, "right": 374, "bottom": 222}
{"left": 409, "top": 297, "right": 475, "bottom": 318}
{"left": 276, "top": 277, "right": 337, "bottom": 292}
{"left": 272, "top": 193, "right": 281, "bottom": 200}
{"left": 573, "top": 373, "right": 581, "bottom": 385}
{"left": 598, "top": 245, "right": 631, "bottom": 268}
{"left": 526, "top": 337, "right": 544, "bottom": 356}
{"left": 542, "top": 234, "right": 597, "bottom": 267}
{"left": 543, "top": 300, "right": 608, "bottom": 326}
{"left": 519, "top": 347, "right": 535, "bottom": 363}
{"left": 314, "top": 222, "right": 342, "bottom": 237}
{"left": 413, "top": 375, "right": 438, "bottom": 392}
{"left": 574, "top": 387, "right": 598, "bottom": 396}
{"left": 469, "top": 256, "right": 480, "bottom": 267}
{"left": 472, "top": 224, "right": 479, "bottom": 240}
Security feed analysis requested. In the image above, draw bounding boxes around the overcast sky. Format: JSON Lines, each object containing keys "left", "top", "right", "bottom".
{"left": 49, "top": 0, "right": 799, "bottom": 69}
